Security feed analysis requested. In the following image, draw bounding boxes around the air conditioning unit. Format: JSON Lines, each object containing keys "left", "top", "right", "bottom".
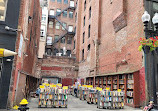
{"left": 68, "top": 26, "right": 73, "bottom": 32}
{"left": 70, "top": 1, "right": 74, "bottom": 7}
{"left": 56, "top": 53, "right": 62, "bottom": 56}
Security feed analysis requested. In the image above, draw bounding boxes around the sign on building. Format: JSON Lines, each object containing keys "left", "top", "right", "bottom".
{"left": 18, "top": 34, "right": 23, "bottom": 57}
{"left": 47, "top": 37, "right": 52, "bottom": 45}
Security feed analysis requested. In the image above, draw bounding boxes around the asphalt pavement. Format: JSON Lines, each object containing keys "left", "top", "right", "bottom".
{"left": 0, "top": 95, "right": 142, "bottom": 111}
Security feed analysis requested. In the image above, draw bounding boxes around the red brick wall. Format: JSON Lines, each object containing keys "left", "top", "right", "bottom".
{"left": 47, "top": 0, "right": 77, "bottom": 53}
{"left": 38, "top": 56, "right": 77, "bottom": 79}
{"left": 62, "top": 78, "right": 76, "bottom": 86}
{"left": 139, "top": 67, "right": 146, "bottom": 106}
{"left": 77, "top": 0, "right": 145, "bottom": 77}
{"left": 9, "top": 0, "right": 41, "bottom": 107}
{"left": 23, "top": 0, "right": 41, "bottom": 76}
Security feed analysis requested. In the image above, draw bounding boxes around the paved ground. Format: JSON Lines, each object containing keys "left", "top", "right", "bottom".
{"left": 27, "top": 95, "right": 142, "bottom": 111}
{"left": 1, "top": 95, "right": 142, "bottom": 111}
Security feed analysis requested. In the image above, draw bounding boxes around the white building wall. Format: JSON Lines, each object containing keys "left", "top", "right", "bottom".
{"left": 38, "top": 6, "right": 48, "bottom": 58}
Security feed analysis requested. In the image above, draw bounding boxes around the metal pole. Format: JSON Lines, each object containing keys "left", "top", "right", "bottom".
{"left": 144, "top": 27, "right": 150, "bottom": 103}
{"left": 152, "top": 51, "right": 157, "bottom": 105}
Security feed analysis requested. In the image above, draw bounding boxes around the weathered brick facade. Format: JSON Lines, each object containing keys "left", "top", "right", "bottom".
{"left": 76, "top": 0, "right": 144, "bottom": 83}
{"left": 76, "top": 0, "right": 146, "bottom": 106}
{"left": 38, "top": 56, "right": 77, "bottom": 79}
{"left": 37, "top": 0, "right": 78, "bottom": 85}
{"left": 8, "top": 0, "right": 41, "bottom": 107}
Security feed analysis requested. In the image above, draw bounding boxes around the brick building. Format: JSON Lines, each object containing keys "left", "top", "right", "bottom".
{"left": 37, "top": 0, "right": 78, "bottom": 85}
{"left": 37, "top": 0, "right": 158, "bottom": 108}
{"left": 76, "top": 0, "right": 145, "bottom": 108}
{"left": 6, "top": 0, "right": 41, "bottom": 108}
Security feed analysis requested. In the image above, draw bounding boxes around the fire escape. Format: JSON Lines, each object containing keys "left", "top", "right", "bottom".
{"left": 47, "top": 5, "right": 76, "bottom": 57}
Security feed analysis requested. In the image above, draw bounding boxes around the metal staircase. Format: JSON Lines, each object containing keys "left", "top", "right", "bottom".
{"left": 48, "top": 6, "right": 76, "bottom": 45}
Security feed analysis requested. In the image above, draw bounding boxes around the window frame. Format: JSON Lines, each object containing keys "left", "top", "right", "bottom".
{"left": 0, "top": 0, "right": 8, "bottom": 21}
{"left": 83, "top": 32, "right": 85, "bottom": 43}
{"left": 84, "top": 0, "right": 86, "bottom": 11}
{"left": 68, "top": 25, "right": 73, "bottom": 32}
{"left": 56, "top": 9, "right": 61, "bottom": 15}
{"left": 61, "top": 37, "right": 65, "bottom": 43}
{"left": 57, "top": 0, "right": 62, "bottom": 3}
{"left": 74, "top": 40, "right": 76, "bottom": 49}
{"left": 89, "top": 7, "right": 91, "bottom": 19}
{"left": 62, "top": 23, "right": 67, "bottom": 30}
{"left": 67, "top": 37, "right": 72, "bottom": 44}
{"left": 75, "top": 13, "right": 77, "bottom": 22}
{"left": 88, "top": 25, "right": 91, "bottom": 38}
{"left": 67, "top": 50, "right": 71, "bottom": 56}
{"left": 55, "top": 22, "right": 60, "bottom": 29}
{"left": 64, "top": 0, "right": 68, "bottom": 4}
{"left": 83, "top": 16, "right": 86, "bottom": 26}
{"left": 63, "top": 11, "right": 67, "bottom": 17}
{"left": 49, "top": 21, "right": 54, "bottom": 28}
{"left": 87, "top": 44, "right": 90, "bottom": 51}
{"left": 54, "top": 35, "right": 59, "bottom": 42}
{"left": 82, "top": 49, "right": 84, "bottom": 61}
{"left": 69, "top": 11, "right": 74, "bottom": 18}
{"left": 49, "top": 9, "right": 55, "bottom": 16}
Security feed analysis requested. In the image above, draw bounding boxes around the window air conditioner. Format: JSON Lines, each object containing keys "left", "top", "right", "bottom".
{"left": 56, "top": 53, "right": 62, "bottom": 56}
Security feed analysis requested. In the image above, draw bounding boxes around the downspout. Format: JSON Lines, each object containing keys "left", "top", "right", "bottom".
{"left": 94, "top": 0, "right": 102, "bottom": 86}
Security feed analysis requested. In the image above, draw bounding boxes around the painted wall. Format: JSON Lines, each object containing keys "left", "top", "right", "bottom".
{"left": 0, "top": 0, "right": 21, "bottom": 109}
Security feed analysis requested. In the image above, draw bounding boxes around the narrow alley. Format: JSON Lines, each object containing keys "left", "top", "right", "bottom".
{"left": 1, "top": 0, "right": 158, "bottom": 110}
{"left": 25, "top": 95, "right": 142, "bottom": 111}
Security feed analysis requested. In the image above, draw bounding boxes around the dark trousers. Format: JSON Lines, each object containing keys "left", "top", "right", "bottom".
{"left": 74, "top": 88, "right": 77, "bottom": 97}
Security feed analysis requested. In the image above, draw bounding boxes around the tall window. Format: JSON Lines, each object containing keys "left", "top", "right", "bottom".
{"left": 47, "top": 49, "right": 52, "bottom": 56}
{"left": 42, "top": 14, "right": 46, "bottom": 22}
{"left": 69, "top": 11, "right": 73, "bottom": 18}
{"left": 70, "top": 0, "right": 75, "bottom": 7}
{"left": 50, "top": 9, "right": 55, "bottom": 16}
{"left": 49, "top": 21, "right": 53, "bottom": 28}
{"left": 54, "top": 35, "right": 59, "bottom": 42}
{"left": 68, "top": 25, "right": 73, "bottom": 32}
{"left": 64, "top": 0, "right": 68, "bottom": 4}
{"left": 83, "top": 32, "right": 85, "bottom": 43}
{"left": 83, "top": 16, "right": 85, "bottom": 26}
{"left": 76, "top": 1, "right": 78, "bottom": 8}
{"left": 62, "top": 23, "right": 67, "bottom": 30}
{"left": 40, "top": 29, "right": 44, "bottom": 37}
{"left": 74, "top": 40, "right": 76, "bottom": 49}
{"left": 82, "top": 49, "right": 84, "bottom": 60}
{"left": 67, "top": 37, "right": 72, "bottom": 44}
{"left": 57, "top": 0, "right": 62, "bottom": 3}
{"left": 67, "top": 50, "right": 71, "bottom": 56}
{"left": 87, "top": 44, "right": 90, "bottom": 51}
{"left": 56, "top": 22, "right": 60, "bottom": 29}
{"left": 0, "top": 0, "right": 7, "bottom": 21}
{"left": 41, "top": 26, "right": 45, "bottom": 37}
{"left": 74, "top": 27, "right": 76, "bottom": 33}
{"left": 88, "top": 25, "right": 91, "bottom": 38}
{"left": 75, "top": 13, "right": 77, "bottom": 22}
{"left": 61, "top": 37, "right": 65, "bottom": 43}
{"left": 60, "top": 49, "right": 63, "bottom": 56}
{"left": 84, "top": 0, "right": 86, "bottom": 11}
{"left": 63, "top": 11, "right": 67, "bottom": 17}
{"left": 56, "top": 9, "right": 61, "bottom": 15}
{"left": 89, "top": 7, "right": 91, "bottom": 19}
